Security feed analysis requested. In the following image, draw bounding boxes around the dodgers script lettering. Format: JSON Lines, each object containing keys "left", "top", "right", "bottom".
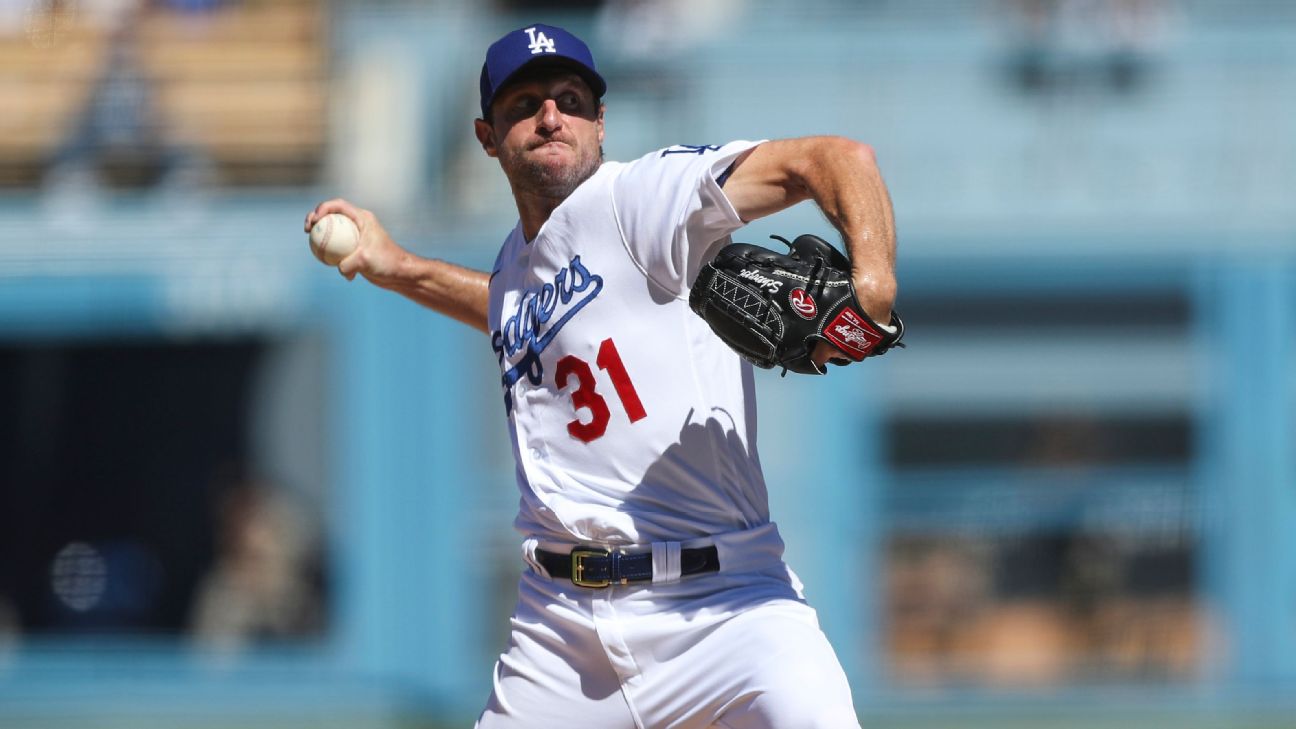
{"left": 492, "top": 255, "right": 604, "bottom": 410}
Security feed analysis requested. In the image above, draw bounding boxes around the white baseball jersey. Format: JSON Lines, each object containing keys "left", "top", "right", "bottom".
{"left": 488, "top": 140, "right": 771, "bottom": 547}
{"left": 480, "top": 141, "right": 862, "bottom": 729}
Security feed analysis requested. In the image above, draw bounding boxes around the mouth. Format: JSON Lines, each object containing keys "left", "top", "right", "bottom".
{"left": 529, "top": 139, "right": 570, "bottom": 152}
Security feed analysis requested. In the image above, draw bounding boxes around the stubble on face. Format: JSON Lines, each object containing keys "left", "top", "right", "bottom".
{"left": 497, "top": 133, "right": 603, "bottom": 201}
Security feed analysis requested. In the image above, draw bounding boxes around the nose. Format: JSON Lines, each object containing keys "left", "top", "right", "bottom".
{"left": 536, "top": 98, "right": 562, "bottom": 131}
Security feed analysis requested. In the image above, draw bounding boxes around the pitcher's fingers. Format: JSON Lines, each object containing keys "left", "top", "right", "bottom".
{"left": 811, "top": 340, "right": 848, "bottom": 368}
{"left": 337, "top": 250, "right": 362, "bottom": 280}
{"left": 307, "top": 199, "right": 365, "bottom": 232}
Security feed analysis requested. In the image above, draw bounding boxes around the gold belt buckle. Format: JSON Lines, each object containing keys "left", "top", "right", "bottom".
{"left": 570, "top": 547, "right": 611, "bottom": 588}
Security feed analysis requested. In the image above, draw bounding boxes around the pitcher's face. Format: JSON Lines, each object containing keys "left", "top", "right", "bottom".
{"left": 476, "top": 70, "right": 605, "bottom": 200}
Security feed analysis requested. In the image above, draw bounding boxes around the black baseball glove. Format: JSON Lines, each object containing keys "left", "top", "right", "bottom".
{"left": 688, "top": 234, "right": 904, "bottom": 375}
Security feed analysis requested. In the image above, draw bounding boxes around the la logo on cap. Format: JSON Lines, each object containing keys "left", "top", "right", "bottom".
{"left": 524, "top": 27, "right": 556, "bottom": 55}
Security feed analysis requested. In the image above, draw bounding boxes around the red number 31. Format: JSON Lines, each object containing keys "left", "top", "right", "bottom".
{"left": 555, "top": 338, "right": 647, "bottom": 443}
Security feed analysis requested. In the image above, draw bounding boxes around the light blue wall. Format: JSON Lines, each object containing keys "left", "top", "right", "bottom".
{"left": 1, "top": 2, "right": 1295, "bottom": 725}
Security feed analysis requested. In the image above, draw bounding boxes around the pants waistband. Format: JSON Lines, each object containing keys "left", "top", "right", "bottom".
{"left": 535, "top": 545, "right": 719, "bottom": 588}
{"left": 523, "top": 522, "right": 787, "bottom": 586}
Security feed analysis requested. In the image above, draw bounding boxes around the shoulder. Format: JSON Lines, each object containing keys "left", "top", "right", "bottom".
{"left": 631, "top": 141, "right": 764, "bottom": 167}
{"left": 613, "top": 141, "right": 764, "bottom": 190}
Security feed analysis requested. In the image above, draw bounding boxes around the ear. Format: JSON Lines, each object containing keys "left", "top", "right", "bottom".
{"left": 474, "top": 119, "right": 498, "bottom": 158}
{"left": 596, "top": 104, "right": 606, "bottom": 145}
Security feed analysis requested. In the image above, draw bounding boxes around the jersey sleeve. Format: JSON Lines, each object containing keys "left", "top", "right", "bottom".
{"left": 610, "top": 140, "right": 764, "bottom": 296}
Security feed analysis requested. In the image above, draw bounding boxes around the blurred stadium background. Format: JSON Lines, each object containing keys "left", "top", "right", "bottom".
{"left": 0, "top": 0, "right": 1293, "bottom": 727}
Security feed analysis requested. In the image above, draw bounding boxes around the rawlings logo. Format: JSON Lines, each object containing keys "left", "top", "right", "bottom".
{"left": 833, "top": 323, "right": 871, "bottom": 347}
{"left": 789, "top": 288, "right": 816, "bottom": 319}
{"left": 492, "top": 256, "right": 603, "bottom": 410}
{"left": 823, "top": 308, "right": 881, "bottom": 361}
{"left": 738, "top": 268, "right": 783, "bottom": 294}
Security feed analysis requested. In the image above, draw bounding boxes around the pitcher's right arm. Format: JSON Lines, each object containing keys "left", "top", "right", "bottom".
{"left": 305, "top": 199, "right": 490, "bottom": 334}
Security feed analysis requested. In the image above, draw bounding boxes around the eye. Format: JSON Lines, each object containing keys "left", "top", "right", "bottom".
{"left": 557, "top": 92, "right": 580, "bottom": 111}
{"left": 497, "top": 97, "right": 534, "bottom": 123}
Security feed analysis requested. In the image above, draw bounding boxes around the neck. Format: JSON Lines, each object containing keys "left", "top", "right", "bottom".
{"left": 513, "top": 186, "right": 566, "bottom": 242}
{"left": 503, "top": 155, "right": 603, "bottom": 241}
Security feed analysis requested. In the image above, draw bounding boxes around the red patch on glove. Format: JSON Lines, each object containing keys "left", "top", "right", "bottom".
{"left": 823, "top": 308, "right": 882, "bottom": 360}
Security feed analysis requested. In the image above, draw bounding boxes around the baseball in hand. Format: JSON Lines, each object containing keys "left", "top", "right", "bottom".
{"left": 308, "top": 213, "right": 360, "bottom": 266}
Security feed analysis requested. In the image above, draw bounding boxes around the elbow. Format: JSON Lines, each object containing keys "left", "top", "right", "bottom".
{"left": 782, "top": 137, "right": 878, "bottom": 195}
{"left": 822, "top": 136, "right": 877, "bottom": 168}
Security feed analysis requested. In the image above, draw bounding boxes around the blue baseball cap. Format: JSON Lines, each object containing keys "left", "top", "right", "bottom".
{"left": 479, "top": 24, "right": 607, "bottom": 120}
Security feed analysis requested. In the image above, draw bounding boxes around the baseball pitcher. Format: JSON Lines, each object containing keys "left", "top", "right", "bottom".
{"left": 304, "top": 23, "right": 900, "bottom": 729}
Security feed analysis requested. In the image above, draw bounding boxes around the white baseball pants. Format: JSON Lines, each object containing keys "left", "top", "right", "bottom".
{"left": 475, "top": 534, "right": 860, "bottom": 729}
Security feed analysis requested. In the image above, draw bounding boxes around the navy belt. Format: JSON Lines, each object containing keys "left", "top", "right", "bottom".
{"left": 536, "top": 545, "right": 720, "bottom": 588}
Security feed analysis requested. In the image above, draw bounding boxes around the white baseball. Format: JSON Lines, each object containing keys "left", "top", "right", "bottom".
{"left": 309, "top": 213, "right": 360, "bottom": 266}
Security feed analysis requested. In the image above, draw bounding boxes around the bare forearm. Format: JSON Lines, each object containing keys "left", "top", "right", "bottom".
{"left": 724, "top": 136, "right": 898, "bottom": 323}
{"left": 795, "top": 137, "right": 897, "bottom": 322}
{"left": 374, "top": 253, "right": 491, "bottom": 334}
{"left": 305, "top": 199, "right": 492, "bottom": 334}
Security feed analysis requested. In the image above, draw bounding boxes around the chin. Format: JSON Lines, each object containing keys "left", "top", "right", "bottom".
{"left": 507, "top": 147, "right": 600, "bottom": 197}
